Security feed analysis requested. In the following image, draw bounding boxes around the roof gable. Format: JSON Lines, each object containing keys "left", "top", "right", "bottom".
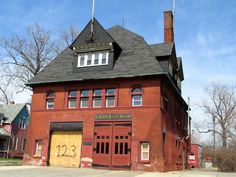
{"left": 0, "top": 104, "right": 26, "bottom": 123}
{"left": 70, "top": 18, "right": 115, "bottom": 51}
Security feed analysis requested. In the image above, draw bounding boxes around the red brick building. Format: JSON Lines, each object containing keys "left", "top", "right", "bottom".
{"left": 23, "top": 11, "right": 190, "bottom": 171}
{"left": 188, "top": 144, "right": 202, "bottom": 168}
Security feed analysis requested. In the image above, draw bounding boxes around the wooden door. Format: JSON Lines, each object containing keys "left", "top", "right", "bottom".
{"left": 111, "top": 123, "right": 131, "bottom": 169}
{"left": 49, "top": 131, "right": 82, "bottom": 167}
{"left": 93, "top": 122, "right": 131, "bottom": 169}
{"left": 93, "top": 123, "right": 112, "bottom": 168}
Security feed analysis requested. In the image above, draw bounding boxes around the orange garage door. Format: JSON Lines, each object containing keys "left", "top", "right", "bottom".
{"left": 49, "top": 131, "right": 82, "bottom": 168}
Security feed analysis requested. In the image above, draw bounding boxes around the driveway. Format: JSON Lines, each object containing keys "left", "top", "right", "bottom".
{"left": 0, "top": 166, "right": 235, "bottom": 177}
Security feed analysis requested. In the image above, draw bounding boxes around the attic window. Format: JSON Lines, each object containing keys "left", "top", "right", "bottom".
{"left": 77, "top": 52, "right": 109, "bottom": 67}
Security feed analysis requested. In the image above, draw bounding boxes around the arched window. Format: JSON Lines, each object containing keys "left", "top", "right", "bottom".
{"left": 46, "top": 91, "right": 55, "bottom": 109}
{"left": 131, "top": 87, "right": 142, "bottom": 106}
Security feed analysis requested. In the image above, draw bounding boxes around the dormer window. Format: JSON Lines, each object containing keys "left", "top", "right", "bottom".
{"left": 77, "top": 52, "right": 109, "bottom": 67}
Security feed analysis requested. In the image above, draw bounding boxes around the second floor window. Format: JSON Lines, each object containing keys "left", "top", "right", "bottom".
{"left": 106, "top": 88, "right": 116, "bottom": 107}
{"left": 68, "top": 91, "right": 77, "bottom": 108}
{"left": 80, "top": 90, "right": 89, "bottom": 108}
{"left": 132, "top": 88, "right": 142, "bottom": 106}
{"left": 46, "top": 92, "right": 55, "bottom": 109}
{"left": 93, "top": 89, "right": 102, "bottom": 108}
{"left": 19, "top": 117, "right": 26, "bottom": 129}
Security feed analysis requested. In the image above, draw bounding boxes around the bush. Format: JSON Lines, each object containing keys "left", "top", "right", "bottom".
{"left": 215, "top": 148, "right": 236, "bottom": 172}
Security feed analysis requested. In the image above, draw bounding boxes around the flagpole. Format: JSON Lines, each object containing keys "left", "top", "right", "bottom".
{"left": 91, "top": 0, "right": 95, "bottom": 39}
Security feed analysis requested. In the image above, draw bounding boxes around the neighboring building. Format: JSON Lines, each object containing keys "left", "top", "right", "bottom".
{"left": 188, "top": 144, "right": 202, "bottom": 168}
{"left": 0, "top": 103, "right": 30, "bottom": 158}
{"left": 23, "top": 11, "right": 190, "bottom": 171}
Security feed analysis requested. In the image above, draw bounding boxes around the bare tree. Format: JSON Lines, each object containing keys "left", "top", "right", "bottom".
{"left": 0, "top": 76, "right": 13, "bottom": 104}
{"left": 0, "top": 23, "right": 79, "bottom": 95}
{"left": 60, "top": 25, "right": 79, "bottom": 47}
{"left": 0, "top": 24, "right": 58, "bottom": 91}
{"left": 196, "top": 83, "right": 236, "bottom": 148}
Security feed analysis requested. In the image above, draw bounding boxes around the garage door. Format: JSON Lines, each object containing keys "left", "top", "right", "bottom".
{"left": 49, "top": 131, "right": 82, "bottom": 167}
{"left": 93, "top": 122, "right": 131, "bottom": 169}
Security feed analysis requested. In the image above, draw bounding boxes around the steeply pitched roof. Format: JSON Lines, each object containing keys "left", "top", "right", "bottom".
{"left": 27, "top": 25, "right": 168, "bottom": 85}
{"left": 150, "top": 43, "right": 174, "bottom": 57}
{"left": 0, "top": 104, "right": 26, "bottom": 123}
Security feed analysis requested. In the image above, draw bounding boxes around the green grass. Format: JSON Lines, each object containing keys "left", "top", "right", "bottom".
{"left": 0, "top": 157, "right": 22, "bottom": 166}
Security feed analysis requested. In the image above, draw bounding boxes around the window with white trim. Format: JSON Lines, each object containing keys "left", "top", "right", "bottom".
{"left": 93, "top": 89, "right": 102, "bottom": 108}
{"left": 80, "top": 90, "right": 89, "bottom": 108}
{"left": 12, "top": 137, "right": 18, "bottom": 151}
{"left": 19, "top": 117, "right": 26, "bottom": 129}
{"left": 0, "top": 115, "right": 3, "bottom": 125}
{"left": 131, "top": 88, "right": 142, "bottom": 106}
{"left": 141, "top": 142, "right": 150, "bottom": 161}
{"left": 35, "top": 140, "right": 43, "bottom": 156}
{"left": 77, "top": 52, "right": 109, "bottom": 67}
{"left": 68, "top": 90, "right": 77, "bottom": 108}
{"left": 46, "top": 92, "right": 55, "bottom": 109}
{"left": 22, "top": 138, "right": 26, "bottom": 151}
{"left": 106, "top": 88, "right": 116, "bottom": 107}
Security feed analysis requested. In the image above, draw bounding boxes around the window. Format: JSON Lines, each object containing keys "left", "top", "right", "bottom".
{"left": 19, "top": 117, "right": 26, "bottom": 129}
{"left": 141, "top": 142, "right": 150, "bottom": 161}
{"left": 131, "top": 87, "right": 142, "bottom": 106}
{"left": 93, "top": 89, "right": 102, "bottom": 108}
{"left": 12, "top": 137, "right": 18, "bottom": 151}
{"left": 94, "top": 53, "right": 99, "bottom": 65}
{"left": 106, "top": 88, "right": 116, "bottom": 107}
{"left": 80, "top": 55, "right": 85, "bottom": 66}
{"left": 35, "top": 140, "right": 43, "bottom": 156}
{"left": 77, "top": 52, "right": 109, "bottom": 67}
{"left": 68, "top": 91, "right": 77, "bottom": 108}
{"left": 46, "top": 92, "right": 55, "bottom": 109}
{"left": 80, "top": 90, "right": 89, "bottom": 108}
{"left": 22, "top": 138, "right": 26, "bottom": 151}
{"left": 101, "top": 52, "right": 107, "bottom": 64}
{"left": 0, "top": 115, "right": 3, "bottom": 125}
{"left": 87, "top": 54, "right": 92, "bottom": 65}
{"left": 169, "top": 62, "right": 173, "bottom": 76}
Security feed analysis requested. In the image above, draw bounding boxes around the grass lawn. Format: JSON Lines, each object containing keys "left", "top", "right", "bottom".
{"left": 0, "top": 157, "right": 22, "bottom": 166}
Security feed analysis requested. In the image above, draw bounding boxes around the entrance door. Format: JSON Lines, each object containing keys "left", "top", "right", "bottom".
{"left": 93, "top": 122, "right": 131, "bottom": 169}
{"left": 49, "top": 131, "right": 82, "bottom": 167}
{"left": 112, "top": 123, "right": 131, "bottom": 169}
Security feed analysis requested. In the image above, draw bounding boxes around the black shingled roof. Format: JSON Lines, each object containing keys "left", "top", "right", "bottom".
{"left": 27, "top": 24, "right": 174, "bottom": 86}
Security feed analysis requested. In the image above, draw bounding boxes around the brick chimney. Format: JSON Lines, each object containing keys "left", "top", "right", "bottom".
{"left": 164, "top": 10, "right": 174, "bottom": 43}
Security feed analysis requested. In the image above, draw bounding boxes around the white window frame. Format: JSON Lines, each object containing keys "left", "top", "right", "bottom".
{"left": 13, "top": 137, "right": 18, "bottom": 151}
{"left": 132, "top": 95, "right": 142, "bottom": 107}
{"left": 21, "top": 138, "right": 26, "bottom": 151}
{"left": 77, "top": 52, "right": 109, "bottom": 67}
{"left": 35, "top": 140, "right": 43, "bottom": 157}
{"left": 19, "top": 117, "right": 26, "bottom": 129}
{"left": 0, "top": 115, "right": 3, "bottom": 125}
{"left": 106, "top": 88, "right": 116, "bottom": 108}
{"left": 68, "top": 91, "right": 77, "bottom": 109}
{"left": 141, "top": 142, "right": 150, "bottom": 161}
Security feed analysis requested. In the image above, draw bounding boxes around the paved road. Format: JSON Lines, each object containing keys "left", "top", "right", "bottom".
{"left": 0, "top": 166, "right": 235, "bottom": 177}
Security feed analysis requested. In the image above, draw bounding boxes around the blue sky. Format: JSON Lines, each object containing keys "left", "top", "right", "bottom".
{"left": 1, "top": 0, "right": 236, "bottom": 138}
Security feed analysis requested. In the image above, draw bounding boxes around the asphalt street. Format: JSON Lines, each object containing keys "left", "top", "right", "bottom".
{"left": 0, "top": 166, "right": 235, "bottom": 177}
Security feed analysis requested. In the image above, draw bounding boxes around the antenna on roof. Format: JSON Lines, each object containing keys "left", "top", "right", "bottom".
{"left": 122, "top": 17, "right": 125, "bottom": 27}
{"left": 90, "top": 0, "right": 95, "bottom": 40}
{"left": 172, "top": 0, "right": 176, "bottom": 16}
